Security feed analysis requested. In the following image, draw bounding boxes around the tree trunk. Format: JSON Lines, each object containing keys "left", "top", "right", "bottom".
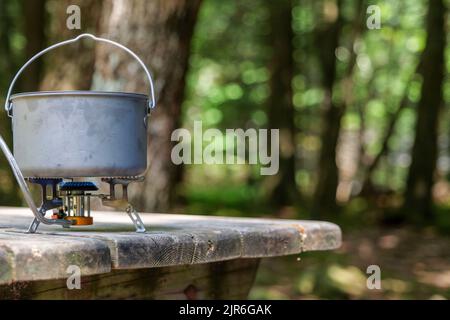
{"left": 311, "top": 0, "right": 365, "bottom": 217}
{"left": 265, "top": 0, "right": 299, "bottom": 209}
{"left": 404, "top": 0, "right": 446, "bottom": 222}
{"left": 21, "top": 0, "right": 46, "bottom": 92}
{"left": 40, "top": 0, "right": 103, "bottom": 91}
{"left": 93, "top": 0, "right": 202, "bottom": 212}
{"left": 311, "top": 0, "right": 343, "bottom": 218}
{"left": 0, "top": 0, "right": 21, "bottom": 205}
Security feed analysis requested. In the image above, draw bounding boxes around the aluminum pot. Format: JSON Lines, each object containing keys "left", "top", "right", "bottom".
{"left": 4, "top": 34, "right": 156, "bottom": 178}
{"left": 11, "top": 91, "right": 148, "bottom": 177}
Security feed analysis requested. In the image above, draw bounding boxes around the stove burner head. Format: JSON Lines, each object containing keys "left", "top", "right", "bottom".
{"left": 57, "top": 181, "right": 98, "bottom": 226}
{"left": 60, "top": 181, "right": 99, "bottom": 192}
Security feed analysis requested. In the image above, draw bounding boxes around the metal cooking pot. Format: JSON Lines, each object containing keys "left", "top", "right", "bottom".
{"left": 4, "top": 33, "right": 156, "bottom": 178}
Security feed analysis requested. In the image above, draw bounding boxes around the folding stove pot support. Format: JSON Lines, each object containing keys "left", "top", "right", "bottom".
{"left": 0, "top": 33, "right": 156, "bottom": 233}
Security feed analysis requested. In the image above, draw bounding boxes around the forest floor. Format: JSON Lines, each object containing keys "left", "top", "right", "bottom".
{"left": 250, "top": 226, "right": 450, "bottom": 300}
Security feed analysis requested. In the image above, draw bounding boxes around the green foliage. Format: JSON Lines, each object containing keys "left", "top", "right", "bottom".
{"left": 183, "top": 0, "right": 438, "bottom": 208}
{"left": 0, "top": 0, "right": 25, "bottom": 206}
{"left": 185, "top": 0, "right": 271, "bottom": 131}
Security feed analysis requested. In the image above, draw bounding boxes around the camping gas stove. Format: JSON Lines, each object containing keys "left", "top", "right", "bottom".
{"left": 26, "top": 177, "right": 146, "bottom": 233}
{"left": 0, "top": 34, "right": 156, "bottom": 233}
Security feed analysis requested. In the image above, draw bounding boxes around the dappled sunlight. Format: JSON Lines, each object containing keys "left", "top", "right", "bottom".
{"left": 251, "top": 227, "right": 450, "bottom": 299}
{"left": 326, "top": 265, "right": 367, "bottom": 297}
{"left": 416, "top": 271, "right": 450, "bottom": 289}
{"left": 378, "top": 234, "right": 400, "bottom": 249}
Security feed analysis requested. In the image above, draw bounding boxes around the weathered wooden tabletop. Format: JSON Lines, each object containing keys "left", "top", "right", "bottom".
{"left": 0, "top": 207, "right": 341, "bottom": 299}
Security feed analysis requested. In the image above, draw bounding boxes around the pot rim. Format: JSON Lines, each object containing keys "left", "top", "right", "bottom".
{"left": 10, "top": 90, "right": 148, "bottom": 100}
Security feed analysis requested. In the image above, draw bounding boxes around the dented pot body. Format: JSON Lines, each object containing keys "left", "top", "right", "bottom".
{"left": 11, "top": 91, "right": 148, "bottom": 178}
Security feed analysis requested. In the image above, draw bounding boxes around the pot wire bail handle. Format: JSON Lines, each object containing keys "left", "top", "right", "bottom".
{"left": 4, "top": 33, "right": 157, "bottom": 117}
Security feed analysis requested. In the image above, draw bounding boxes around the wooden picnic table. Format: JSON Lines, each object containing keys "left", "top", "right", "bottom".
{"left": 0, "top": 207, "right": 341, "bottom": 299}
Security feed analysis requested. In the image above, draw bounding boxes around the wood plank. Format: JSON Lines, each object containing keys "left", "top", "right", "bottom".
{"left": 0, "top": 231, "right": 111, "bottom": 284}
{"left": 0, "top": 258, "right": 260, "bottom": 299}
{"left": 0, "top": 207, "right": 341, "bottom": 284}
